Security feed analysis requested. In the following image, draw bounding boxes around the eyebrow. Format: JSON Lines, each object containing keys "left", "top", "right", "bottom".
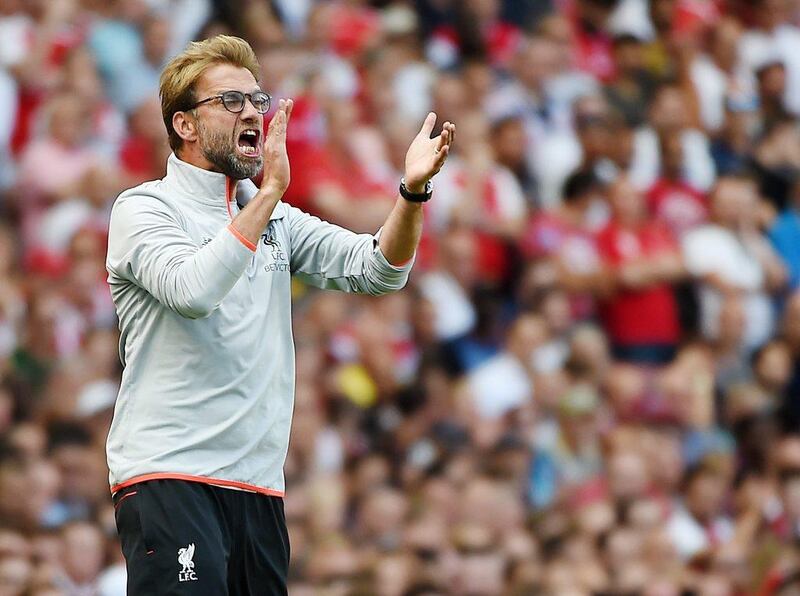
{"left": 207, "top": 87, "right": 264, "bottom": 94}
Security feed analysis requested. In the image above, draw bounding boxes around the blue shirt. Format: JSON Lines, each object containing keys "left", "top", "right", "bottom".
{"left": 770, "top": 209, "right": 800, "bottom": 288}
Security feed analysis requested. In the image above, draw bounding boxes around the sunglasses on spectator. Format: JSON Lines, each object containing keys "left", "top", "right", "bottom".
{"left": 190, "top": 90, "right": 271, "bottom": 114}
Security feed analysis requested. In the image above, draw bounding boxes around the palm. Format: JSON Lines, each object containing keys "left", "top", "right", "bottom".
{"left": 260, "top": 99, "right": 293, "bottom": 197}
{"left": 404, "top": 113, "right": 455, "bottom": 191}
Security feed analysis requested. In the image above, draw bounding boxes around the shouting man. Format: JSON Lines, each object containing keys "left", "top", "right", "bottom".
{"left": 105, "top": 35, "right": 454, "bottom": 594}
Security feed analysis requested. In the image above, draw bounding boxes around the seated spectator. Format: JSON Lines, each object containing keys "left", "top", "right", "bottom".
{"left": 529, "top": 383, "right": 604, "bottom": 509}
{"left": 432, "top": 110, "right": 527, "bottom": 284}
{"left": 119, "top": 97, "right": 170, "bottom": 183}
{"left": 465, "top": 313, "right": 543, "bottom": 420}
{"left": 564, "top": 0, "right": 617, "bottom": 82}
{"left": 738, "top": 0, "right": 800, "bottom": 116}
{"left": 297, "top": 101, "right": 395, "bottom": 233}
{"left": 647, "top": 131, "right": 708, "bottom": 238}
{"left": 596, "top": 176, "right": 684, "bottom": 364}
{"left": 15, "top": 93, "right": 98, "bottom": 208}
{"left": 520, "top": 169, "right": 611, "bottom": 321}
{"left": 683, "top": 175, "right": 786, "bottom": 350}
{"left": 689, "top": 16, "right": 748, "bottom": 135}
{"left": 604, "top": 34, "right": 658, "bottom": 128}
{"left": 426, "top": 0, "right": 521, "bottom": 70}
{"left": 630, "top": 84, "right": 716, "bottom": 192}
{"left": 711, "top": 94, "right": 760, "bottom": 177}
{"left": 666, "top": 457, "right": 735, "bottom": 561}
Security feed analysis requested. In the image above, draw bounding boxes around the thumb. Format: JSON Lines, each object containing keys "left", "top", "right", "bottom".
{"left": 419, "top": 112, "right": 436, "bottom": 137}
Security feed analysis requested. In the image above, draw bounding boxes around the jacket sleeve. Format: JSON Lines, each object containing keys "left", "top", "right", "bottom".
{"left": 286, "top": 204, "right": 414, "bottom": 295}
{"left": 106, "top": 191, "right": 255, "bottom": 319}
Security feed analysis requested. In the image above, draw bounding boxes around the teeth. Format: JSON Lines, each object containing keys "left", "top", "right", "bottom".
{"left": 238, "top": 144, "right": 258, "bottom": 156}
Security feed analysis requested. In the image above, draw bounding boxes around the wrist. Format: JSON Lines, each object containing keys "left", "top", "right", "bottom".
{"left": 254, "top": 188, "right": 284, "bottom": 204}
{"left": 402, "top": 177, "right": 428, "bottom": 194}
{"left": 400, "top": 177, "right": 432, "bottom": 202}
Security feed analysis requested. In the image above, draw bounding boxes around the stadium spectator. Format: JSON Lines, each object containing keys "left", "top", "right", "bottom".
{"left": 683, "top": 175, "right": 786, "bottom": 350}
{"left": 596, "top": 175, "right": 684, "bottom": 364}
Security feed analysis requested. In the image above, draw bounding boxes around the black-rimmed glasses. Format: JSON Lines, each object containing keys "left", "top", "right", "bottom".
{"left": 190, "top": 90, "right": 271, "bottom": 114}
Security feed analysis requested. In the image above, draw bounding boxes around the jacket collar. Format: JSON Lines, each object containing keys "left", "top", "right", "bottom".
{"left": 165, "top": 153, "right": 285, "bottom": 220}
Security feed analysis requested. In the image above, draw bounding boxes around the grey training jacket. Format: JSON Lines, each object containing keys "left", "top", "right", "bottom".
{"left": 105, "top": 154, "right": 413, "bottom": 495}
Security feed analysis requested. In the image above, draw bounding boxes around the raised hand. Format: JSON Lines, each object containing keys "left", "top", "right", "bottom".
{"left": 260, "top": 98, "right": 293, "bottom": 199}
{"left": 404, "top": 112, "right": 456, "bottom": 193}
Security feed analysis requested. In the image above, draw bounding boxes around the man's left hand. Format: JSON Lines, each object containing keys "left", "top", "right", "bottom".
{"left": 403, "top": 112, "right": 456, "bottom": 193}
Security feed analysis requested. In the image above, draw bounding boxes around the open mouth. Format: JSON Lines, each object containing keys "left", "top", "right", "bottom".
{"left": 236, "top": 128, "right": 261, "bottom": 158}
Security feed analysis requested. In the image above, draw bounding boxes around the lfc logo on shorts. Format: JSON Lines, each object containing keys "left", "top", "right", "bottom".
{"left": 178, "top": 543, "right": 198, "bottom": 582}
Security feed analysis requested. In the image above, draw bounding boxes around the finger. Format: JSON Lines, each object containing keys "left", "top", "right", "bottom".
{"left": 419, "top": 112, "right": 436, "bottom": 137}
{"left": 266, "top": 107, "right": 286, "bottom": 142}
{"left": 434, "top": 144, "right": 449, "bottom": 168}
{"left": 286, "top": 99, "right": 294, "bottom": 125}
{"left": 266, "top": 109, "right": 281, "bottom": 137}
{"left": 447, "top": 123, "right": 456, "bottom": 147}
{"left": 267, "top": 100, "right": 285, "bottom": 133}
{"left": 430, "top": 145, "right": 449, "bottom": 172}
{"left": 435, "top": 127, "right": 450, "bottom": 153}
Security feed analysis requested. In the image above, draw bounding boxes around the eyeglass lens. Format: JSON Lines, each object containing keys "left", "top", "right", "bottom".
{"left": 222, "top": 91, "right": 270, "bottom": 114}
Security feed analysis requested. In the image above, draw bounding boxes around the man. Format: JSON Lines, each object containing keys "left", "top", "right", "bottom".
{"left": 596, "top": 176, "right": 684, "bottom": 364}
{"left": 105, "top": 36, "right": 454, "bottom": 594}
{"left": 683, "top": 175, "right": 785, "bottom": 351}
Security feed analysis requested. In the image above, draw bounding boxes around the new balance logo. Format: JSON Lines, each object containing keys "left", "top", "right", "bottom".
{"left": 178, "top": 543, "right": 197, "bottom": 582}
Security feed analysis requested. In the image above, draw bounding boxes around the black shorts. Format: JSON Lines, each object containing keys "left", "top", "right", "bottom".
{"left": 113, "top": 479, "right": 289, "bottom": 595}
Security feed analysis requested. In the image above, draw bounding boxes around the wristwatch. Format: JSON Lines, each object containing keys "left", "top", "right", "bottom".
{"left": 399, "top": 178, "right": 433, "bottom": 203}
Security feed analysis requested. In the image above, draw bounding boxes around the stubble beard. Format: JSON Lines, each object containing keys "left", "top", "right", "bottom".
{"left": 197, "top": 121, "right": 263, "bottom": 180}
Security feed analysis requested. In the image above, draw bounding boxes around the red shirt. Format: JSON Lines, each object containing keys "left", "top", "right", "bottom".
{"left": 520, "top": 212, "right": 601, "bottom": 320}
{"left": 647, "top": 178, "right": 708, "bottom": 238}
{"left": 431, "top": 21, "right": 522, "bottom": 68}
{"left": 596, "top": 221, "right": 681, "bottom": 345}
{"left": 559, "top": 0, "right": 615, "bottom": 81}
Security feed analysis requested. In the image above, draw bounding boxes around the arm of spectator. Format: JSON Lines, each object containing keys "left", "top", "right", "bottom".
{"left": 700, "top": 273, "right": 742, "bottom": 297}
{"left": 555, "top": 260, "right": 615, "bottom": 297}
{"left": 614, "top": 252, "right": 685, "bottom": 290}
{"left": 734, "top": 228, "right": 787, "bottom": 293}
{"left": 750, "top": 236, "right": 788, "bottom": 293}
{"left": 672, "top": 34, "right": 703, "bottom": 131}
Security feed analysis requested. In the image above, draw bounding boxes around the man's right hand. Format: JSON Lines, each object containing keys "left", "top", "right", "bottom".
{"left": 259, "top": 98, "right": 294, "bottom": 200}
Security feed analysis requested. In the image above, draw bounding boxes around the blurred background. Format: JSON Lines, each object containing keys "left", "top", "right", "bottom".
{"left": 6, "top": 0, "right": 800, "bottom": 594}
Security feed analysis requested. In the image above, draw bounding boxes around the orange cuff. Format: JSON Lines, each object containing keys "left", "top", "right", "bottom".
{"left": 227, "top": 224, "right": 256, "bottom": 252}
{"left": 390, "top": 256, "right": 413, "bottom": 267}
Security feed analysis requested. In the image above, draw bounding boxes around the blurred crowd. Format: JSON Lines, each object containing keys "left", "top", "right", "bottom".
{"left": 8, "top": 0, "right": 800, "bottom": 594}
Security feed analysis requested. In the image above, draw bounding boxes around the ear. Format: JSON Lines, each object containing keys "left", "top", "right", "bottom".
{"left": 172, "top": 111, "right": 198, "bottom": 144}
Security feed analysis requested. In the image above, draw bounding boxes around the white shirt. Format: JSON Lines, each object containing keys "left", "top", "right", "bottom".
{"left": 666, "top": 503, "right": 734, "bottom": 560}
{"left": 419, "top": 271, "right": 476, "bottom": 341}
{"left": 683, "top": 225, "right": 774, "bottom": 349}
{"left": 690, "top": 55, "right": 748, "bottom": 134}
{"left": 468, "top": 353, "right": 532, "bottom": 419}
{"left": 630, "top": 127, "right": 716, "bottom": 192}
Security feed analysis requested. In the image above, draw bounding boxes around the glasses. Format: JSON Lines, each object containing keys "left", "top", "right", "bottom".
{"left": 190, "top": 90, "right": 271, "bottom": 114}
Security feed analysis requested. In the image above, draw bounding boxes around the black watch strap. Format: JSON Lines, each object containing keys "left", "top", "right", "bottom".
{"left": 399, "top": 178, "right": 433, "bottom": 203}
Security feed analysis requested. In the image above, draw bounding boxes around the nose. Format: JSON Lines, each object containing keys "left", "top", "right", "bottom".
{"left": 238, "top": 96, "right": 262, "bottom": 126}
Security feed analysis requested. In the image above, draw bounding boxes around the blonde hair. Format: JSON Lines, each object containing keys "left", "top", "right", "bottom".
{"left": 159, "top": 35, "right": 260, "bottom": 151}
